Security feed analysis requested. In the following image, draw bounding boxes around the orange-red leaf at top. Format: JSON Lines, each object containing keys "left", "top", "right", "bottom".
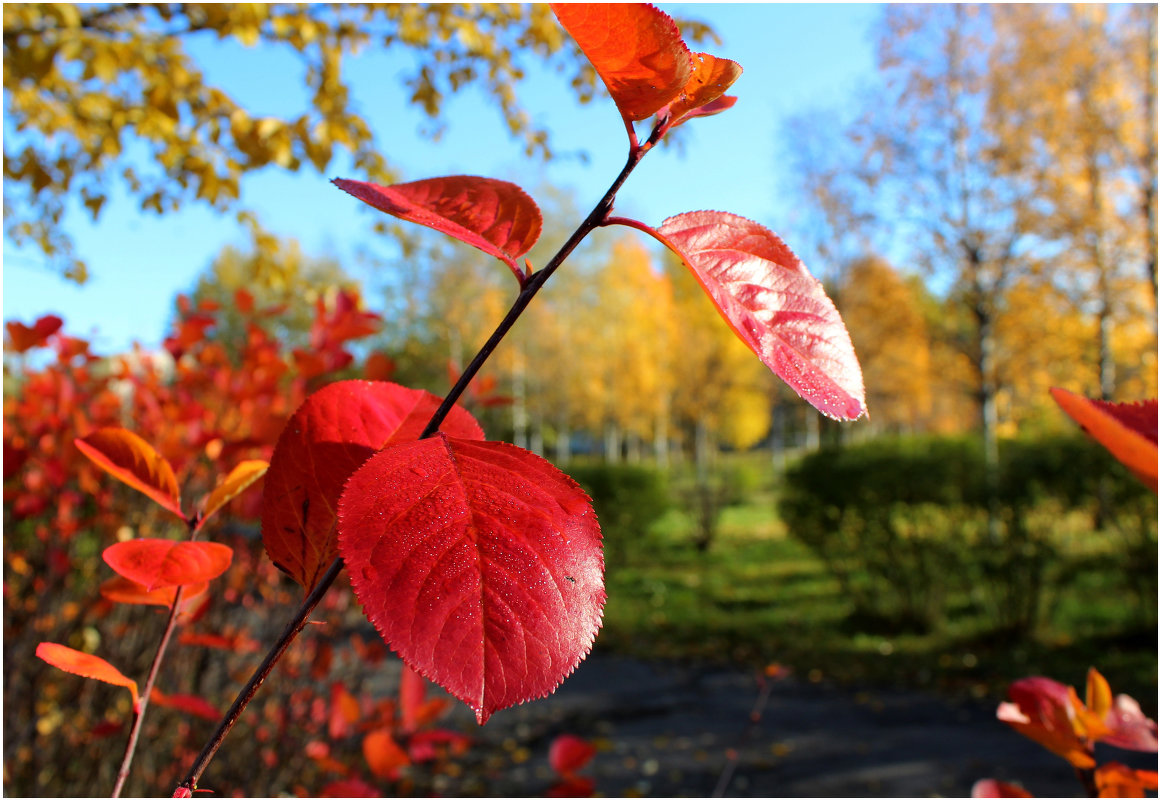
{"left": 197, "top": 459, "right": 268, "bottom": 530}
{"left": 6, "top": 314, "right": 63, "bottom": 353}
{"left": 549, "top": 734, "right": 597, "bottom": 777}
{"left": 551, "top": 3, "right": 692, "bottom": 123}
{"left": 333, "top": 176, "right": 541, "bottom": 283}
{"left": 655, "top": 212, "right": 865, "bottom": 421}
{"left": 261, "top": 380, "right": 484, "bottom": 592}
{"left": 663, "top": 53, "right": 742, "bottom": 130}
{"left": 103, "top": 539, "right": 233, "bottom": 592}
{"left": 74, "top": 428, "right": 185, "bottom": 519}
{"left": 35, "top": 642, "right": 139, "bottom": 708}
{"left": 1049, "top": 388, "right": 1157, "bottom": 492}
{"left": 338, "top": 434, "right": 605, "bottom": 724}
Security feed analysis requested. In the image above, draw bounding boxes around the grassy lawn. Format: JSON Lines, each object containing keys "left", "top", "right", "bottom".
{"left": 595, "top": 482, "right": 1158, "bottom": 711}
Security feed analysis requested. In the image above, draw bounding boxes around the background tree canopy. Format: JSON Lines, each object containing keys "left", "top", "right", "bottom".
{"left": 2, "top": 3, "right": 716, "bottom": 282}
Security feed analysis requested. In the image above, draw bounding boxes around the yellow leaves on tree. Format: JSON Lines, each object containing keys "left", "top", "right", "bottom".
{"left": 2, "top": 4, "right": 595, "bottom": 283}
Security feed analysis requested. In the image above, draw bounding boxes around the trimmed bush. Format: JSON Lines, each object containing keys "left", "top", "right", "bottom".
{"left": 779, "top": 434, "right": 1156, "bottom": 635}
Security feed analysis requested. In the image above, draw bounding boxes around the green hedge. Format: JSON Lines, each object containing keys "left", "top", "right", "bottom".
{"left": 779, "top": 434, "right": 1156, "bottom": 634}
{"left": 566, "top": 463, "right": 670, "bottom": 562}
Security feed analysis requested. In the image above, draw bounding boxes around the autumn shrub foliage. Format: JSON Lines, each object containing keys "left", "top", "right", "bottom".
{"left": 11, "top": 4, "right": 868, "bottom": 796}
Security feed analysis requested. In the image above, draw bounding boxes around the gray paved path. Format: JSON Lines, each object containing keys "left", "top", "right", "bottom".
{"left": 427, "top": 654, "right": 1153, "bottom": 797}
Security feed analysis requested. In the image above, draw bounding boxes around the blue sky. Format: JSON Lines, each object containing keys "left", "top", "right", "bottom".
{"left": 3, "top": 4, "right": 882, "bottom": 355}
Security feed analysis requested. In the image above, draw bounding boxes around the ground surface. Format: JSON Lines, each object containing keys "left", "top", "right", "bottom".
{"left": 422, "top": 652, "right": 1153, "bottom": 798}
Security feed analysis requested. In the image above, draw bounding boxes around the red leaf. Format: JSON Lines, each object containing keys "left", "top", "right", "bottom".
{"left": 6, "top": 314, "right": 63, "bottom": 352}
{"left": 333, "top": 176, "right": 542, "bottom": 282}
{"left": 549, "top": 734, "right": 597, "bottom": 776}
{"left": 551, "top": 3, "right": 692, "bottom": 123}
{"left": 656, "top": 211, "right": 865, "bottom": 420}
{"left": 1049, "top": 389, "right": 1157, "bottom": 492}
{"left": 149, "top": 688, "right": 221, "bottom": 721}
{"left": 971, "top": 779, "right": 1034, "bottom": 798}
{"left": 198, "top": 459, "right": 268, "bottom": 530}
{"left": 178, "top": 631, "right": 260, "bottom": 653}
{"left": 338, "top": 434, "right": 605, "bottom": 724}
{"left": 74, "top": 428, "right": 185, "bottom": 519}
{"left": 407, "top": 729, "right": 471, "bottom": 762}
{"left": 99, "top": 575, "right": 209, "bottom": 611}
{"left": 320, "top": 778, "right": 381, "bottom": 798}
{"left": 262, "top": 380, "right": 484, "bottom": 591}
{"left": 35, "top": 642, "right": 139, "bottom": 707}
{"left": 663, "top": 53, "right": 742, "bottom": 129}
{"left": 548, "top": 777, "right": 596, "bottom": 798}
{"left": 362, "top": 728, "right": 410, "bottom": 780}
{"left": 103, "top": 539, "right": 233, "bottom": 591}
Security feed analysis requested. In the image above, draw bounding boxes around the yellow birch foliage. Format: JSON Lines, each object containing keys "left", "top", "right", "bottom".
{"left": 837, "top": 256, "right": 934, "bottom": 434}
{"left": 666, "top": 253, "right": 772, "bottom": 451}
{"left": 2, "top": 4, "right": 583, "bottom": 282}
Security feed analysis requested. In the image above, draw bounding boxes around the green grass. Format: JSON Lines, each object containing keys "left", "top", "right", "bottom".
{"left": 595, "top": 487, "right": 1158, "bottom": 712}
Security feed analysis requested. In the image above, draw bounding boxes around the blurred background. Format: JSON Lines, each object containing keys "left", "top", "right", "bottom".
{"left": 4, "top": 4, "right": 1156, "bottom": 797}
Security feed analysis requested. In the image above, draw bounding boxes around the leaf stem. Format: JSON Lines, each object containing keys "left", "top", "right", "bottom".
{"left": 112, "top": 582, "right": 186, "bottom": 797}
{"left": 178, "top": 136, "right": 656, "bottom": 794}
{"left": 177, "top": 557, "right": 343, "bottom": 793}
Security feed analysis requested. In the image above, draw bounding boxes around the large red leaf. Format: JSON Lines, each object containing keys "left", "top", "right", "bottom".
{"left": 261, "top": 380, "right": 484, "bottom": 591}
{"left": 333, "top": 177, "right": 541, "bottom": 281}
{"left": 337, "top": 434, "right": 605, "bottom": 724}
{"left": 35, "top": 642, "right": 139, "bottom": 707}
{"left": 1049, "top": 388, "right": 1157, "bottom": 492}
{"left": 551, "top": 3, "right": 692, "bottom": 123}
{"left": 656, "top": 211, "right": 865, "bottom": 421}
{"left": 74, "top": 428, "right": 185, "bottom": 519}
{"left": 103, "top": 539, "right": 233, "bottom": 591}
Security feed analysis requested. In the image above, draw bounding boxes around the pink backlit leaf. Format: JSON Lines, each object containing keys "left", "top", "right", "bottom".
{"left": 655, "top": 211, "right": 865, "bottom": 420}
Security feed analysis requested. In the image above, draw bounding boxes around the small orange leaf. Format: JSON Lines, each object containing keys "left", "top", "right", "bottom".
{"left": 103, "top": 539, "right": 233, "bottom": 591}
{"left": 551, "top": 3, "right": 693, "bottom": 123}
{"left": 99, "top": 575, "right": 209, "bottom": 611}
{"left": 198, "top": 460, "right": 268, "bottom": 529}
{"left": 36, "top": 642, "right": 139, "bottom": 707}
{"left": 1096, "top": 762, "right": 1159, "bottom": 798}
{"left": 1086, "top": 667, "right": 1113, "bottom": 723}
{"left": 1050, "top": 389, "right": 1158, "bottom": 492}
{"left": 363, "top": 728, "right": 410, "bottom": 780}
{"left": 75, "top": 428, "right": 185, "bottom": 519}
{"left": 149, "top": 688, "right": 221, "bottom": 721}
{"left": 664, "top": 52, "right": 742, "bottom": 128}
